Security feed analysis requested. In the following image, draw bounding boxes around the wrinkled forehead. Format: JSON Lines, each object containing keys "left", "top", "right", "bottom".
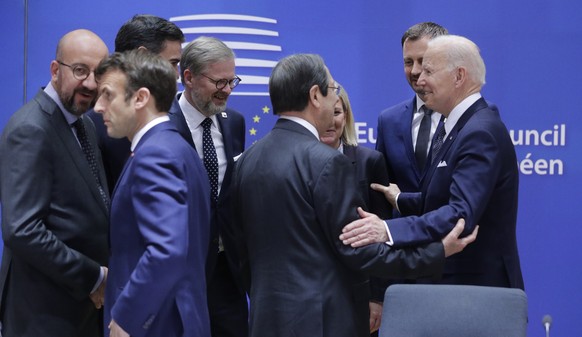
{"left": 422, "top": 46, "right": 446, "bottom": 68}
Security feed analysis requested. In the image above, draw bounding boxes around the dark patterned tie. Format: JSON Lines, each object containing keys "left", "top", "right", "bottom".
{"left": 201, "top": 118, "right": 219, "bottom": 203}
{"left": 415, "top": 106, "right": 433, "bottom": 171}
{"left": 73, "top": 118, "right": 109, "bottom": 210}
{"left": 431, "top": 117, "right": 446, "bottom": 163}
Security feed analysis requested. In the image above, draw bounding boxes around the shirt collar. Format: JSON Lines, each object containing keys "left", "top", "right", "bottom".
{"left": 444, "top": 92, "right": 482, "bottom": 134}
{"left": 44, "top": 82, "right": 79, "bottom": 125}
{"left": 415, "top": 95, "right": 428, "bottom": 114}
{"left": 279, "top": 115, "right": 319, "bottom": 139}
{"left": 178, "top": 90, "right": 219, "bottom": 129}
{"left": 131, "top": 116, "right": 170, "bottom": 151}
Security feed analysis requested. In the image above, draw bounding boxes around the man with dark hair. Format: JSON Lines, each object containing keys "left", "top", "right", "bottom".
{"left": 114, "top": 14, "right": 184, "bottom": 76}
{"left": 369, "top": 23, "right": 449, "bottom": 332}
{"left": 376, "top": 22, "right": 448, "bottom": 204}
{"left": 94, "top": 50, "right": 211, "bottom": 337}
{"left": 229, "top": 53, "right": 476, "bottom": 337}
{"left": 171, "top": 36, "right": 247, "bottom": 337}
{"left": 0, "top": 29, "right": 109, "bottom": 337}
{"left": 89, "top": 14, "right": 184, "bottom": 192}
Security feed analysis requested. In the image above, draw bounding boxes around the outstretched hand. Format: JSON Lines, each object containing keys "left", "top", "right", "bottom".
{"left": 370, "top": 183, "right": 400, "bottom": 209}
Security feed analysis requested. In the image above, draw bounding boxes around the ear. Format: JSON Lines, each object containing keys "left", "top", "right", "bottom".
{"left": 50, "top": 60, "right": 59, "bottom": 81}
{"left": 133, "top": 87, "right": 151, "bottom": 110}
{"left": 308, "top": 84, "right": 321, "bottom": 109}
{"left": 454, "top": 66, "right": 467, "bottom": 87}
{"left": 137, "top": 46, "right": 149, "bottom": 52}
{"left": 183, "top": 68, "right": 193, "bottom": 87}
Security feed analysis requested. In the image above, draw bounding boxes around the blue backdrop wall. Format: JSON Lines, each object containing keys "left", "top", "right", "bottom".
{"left": 1, "top": 1, "right": 580, "bottom": 336}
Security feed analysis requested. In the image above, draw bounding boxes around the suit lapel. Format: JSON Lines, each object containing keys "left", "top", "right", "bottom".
{"left": 403, "top": 98, "right": 422, "bottom": 180}
{"left": 421, "top": 98, "right": 488, "bottom": 188}
{"left": 39, "top": 92, "right": 109, "bottom": 215}
{"left": 217, "top": 111, "right": 234, "bottom": 201}
{"left": 342, "top": 145, "right": 357, "bottom": 163}
{"left": 169, "top": 97, "right": 196, "bottom": 149}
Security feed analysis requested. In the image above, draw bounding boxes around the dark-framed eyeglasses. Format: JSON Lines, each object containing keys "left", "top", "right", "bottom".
{"left": 328, "top": 84, "right": 341, "bottom": 96}
{"left": 201, "top": 73, "right": 242, "bottom": 90}
{"left": 57, "top": 61, "right": 92, "bottom": 81}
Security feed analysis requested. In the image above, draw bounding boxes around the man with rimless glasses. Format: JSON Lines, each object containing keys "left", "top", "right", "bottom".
{"left": 170, "top": 36, "right": 247, "bottom": 337}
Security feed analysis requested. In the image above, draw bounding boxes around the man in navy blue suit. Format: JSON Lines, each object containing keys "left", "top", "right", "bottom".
{"left": 376, "top": 22, "right": 448, "bottom": 208}
{"left": 343, "top": 35, "right": 523, "bottom": 290}
{"left": 94, "top": 50, "right": 211, "bottom": 336}
{"left": 88, "top": 14, "right": 184, "bottom": 193}
{"left": 169, "top": 36, "right": 247, "bottom": 337}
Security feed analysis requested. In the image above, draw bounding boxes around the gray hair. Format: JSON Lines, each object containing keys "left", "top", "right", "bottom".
{"left": 428, "top": 35, "right": 486, "bottom": 86}
{"left": 180, "top": 36, "right": 235, "bottom": 85}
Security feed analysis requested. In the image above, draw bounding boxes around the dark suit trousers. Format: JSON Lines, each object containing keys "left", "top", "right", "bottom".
{"left": 207, "top": 252, "right": 248, "bottom": 337}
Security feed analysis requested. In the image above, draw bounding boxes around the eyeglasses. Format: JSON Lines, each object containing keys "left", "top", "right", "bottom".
{"left": 328, "top": 84, "right": 341, "bottom": 96}
{"left": 57, "top": 61, "right": 92, "bottom": 81}
{"left": 201, "top": 73, "right": 242, "bottom": 90}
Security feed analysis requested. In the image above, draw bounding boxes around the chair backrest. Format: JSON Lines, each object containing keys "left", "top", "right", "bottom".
{"left": 379, "top": 284, "right": 528, "bottom": 337}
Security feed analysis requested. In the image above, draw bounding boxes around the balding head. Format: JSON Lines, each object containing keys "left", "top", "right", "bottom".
{"left": 56, "top": 29, "right": 108, "bottom": 62}
{"left": 51, "top": 29, "right": 109, "bottom": 116}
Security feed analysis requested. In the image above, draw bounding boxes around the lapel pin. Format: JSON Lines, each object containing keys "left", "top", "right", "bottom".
{"left": 221, "top": 112, "right": 228, "bottom": 118}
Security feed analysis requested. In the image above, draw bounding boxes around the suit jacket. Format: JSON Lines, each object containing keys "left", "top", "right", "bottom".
{"left": 104, "top": 121, "right": 211, "bottom": 337}
{"left": 376, "top": 97, "right": 500, "bottom": 192}
{"left": 168, "top": 97, "right": 245, "bottom": 282}
{"left": 391, "top": 98, "right": 524, "bottom": 289}
{"left": 0, "top": 89, "right": 109, "bottom": 337}
{"left": 343, "top": 145, "right": 392, "bottom": 220}
{"left": 376, "top": 97, "right": 423, "bottom": 193}
{"left": 230, "top": 118, "right": 445, "bottom": 337}
{"left": 343, "top": 145, "right": 392, "bottom": 301}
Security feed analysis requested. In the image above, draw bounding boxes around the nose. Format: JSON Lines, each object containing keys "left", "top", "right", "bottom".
{"left": 221, "top": 85, "right": 233, "bottom": 95}
{"left": 94, "top": 96, "right": 104, "bottom": 115}
{"left": 82, "top": 71, "right": 98, "bottom": 90}
{"left": 417, "top": 71, "right": 427, "bottom": 85}
{"left": 411, "top": 61, "right": 422, "bottom": 76}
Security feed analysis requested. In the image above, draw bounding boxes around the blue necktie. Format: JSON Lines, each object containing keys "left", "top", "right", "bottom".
{"left": 431, "top": 118, "right": 446, "bottom": 163}
{"left": 201, "top": 118, "right": 219, "bottom": 203}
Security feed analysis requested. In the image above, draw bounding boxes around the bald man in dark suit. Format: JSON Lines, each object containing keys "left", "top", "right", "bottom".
{"left": 0, "top": 29, "right": 110, "bottom": 337}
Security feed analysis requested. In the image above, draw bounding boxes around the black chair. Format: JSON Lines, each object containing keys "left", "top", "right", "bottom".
{"left": 379, "top": 284, "right": 528, "bottom": 337}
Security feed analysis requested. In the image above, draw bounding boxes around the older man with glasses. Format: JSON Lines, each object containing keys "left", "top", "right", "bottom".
{"left": 170, "top": 36, "right": 248, "bottom": 337}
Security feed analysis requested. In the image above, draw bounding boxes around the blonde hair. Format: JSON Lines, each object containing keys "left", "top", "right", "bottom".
{"left": 337, "top": 84, "right": 358, "bottom": 146}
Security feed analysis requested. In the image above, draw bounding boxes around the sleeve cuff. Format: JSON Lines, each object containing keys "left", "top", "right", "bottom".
{"left": 90, "top": 266, "right": 106, "bottom": 294}
{"left": 384, "top": 220, "right": 394, "bottom": 246}
{"left": 394, "top": 192, "right": 401, "bottom": 213}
